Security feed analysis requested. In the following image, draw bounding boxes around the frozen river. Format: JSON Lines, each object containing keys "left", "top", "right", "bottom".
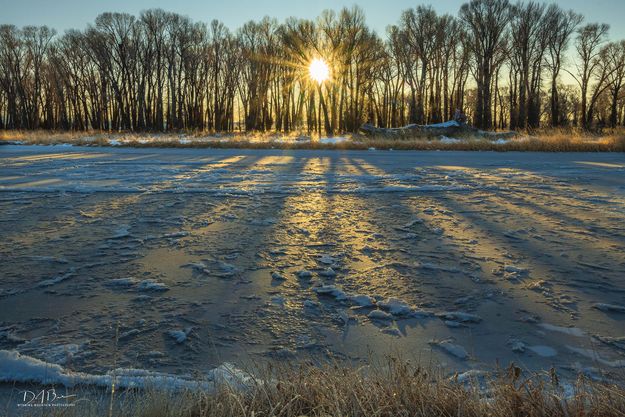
{"left": 1, "top": 145, "right": 624, "bottom": 388}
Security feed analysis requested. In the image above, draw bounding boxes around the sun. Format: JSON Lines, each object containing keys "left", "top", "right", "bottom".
{"left": 309, "top": 58, "right": 330, "bottom": 84}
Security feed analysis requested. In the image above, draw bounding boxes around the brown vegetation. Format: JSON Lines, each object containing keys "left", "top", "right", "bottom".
{"left": 11, "top": 359, "right": 625, "bottom": 417}
{"left": 2, "top": 128, "right": 624, "bottom": 152}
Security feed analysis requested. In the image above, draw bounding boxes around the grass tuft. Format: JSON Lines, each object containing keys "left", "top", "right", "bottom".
{"left": 11, "top": 358, "right": 625, "bottom": 417}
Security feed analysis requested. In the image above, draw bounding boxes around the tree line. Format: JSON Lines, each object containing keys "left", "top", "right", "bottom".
{"left": 1, "top": 0, "right": 624, "bottom": 133}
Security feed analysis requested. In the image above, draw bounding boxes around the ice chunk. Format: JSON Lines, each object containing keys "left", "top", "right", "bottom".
{"left": 107, "top": 277, "right": 139, "bottom": 287}
{"left": 111, "top": 225, "right": 130, "bottom": 239}
{"left": 349, "top": 294, "right": 376, "bottom": 307}
{"left": 271, "top": 272, "right": 286, "bottom": 281}
{"left": 431, "top": 340, "right": 468, "bottom": 360}
{"left": 378, "top": 298, "right": 413, "bottom": 316}
{"left": 367, "top": 310, "right": 393, "bottom": 321}
{"left": 318, "top": 267, "right": 337, "bottom": 278}
{"left": 168, "top": 327, "right": 193, "bottom": 344}
{"left": 37, "top": 270, "right": 75, "bottom": 287}
{"left": 271, "top": 296, "right": 285, "bottom": 306}
{"left": 313, "top": 285, "right": 347, "bottom": 301}
{"left": 297, "top": 270, "right": 313, "bottom": 279}
{"left": 436, "top": 312, "right": 482, "bottom": 323}
{"left": 382, "top": 327, "right": 402, "bottom": 337}
{"left": 119, "top": 329, "right": 141, "bottom": 340}
{"left": 136, "top": 279, "right": 169, "bottom": 292}
{"left": 593, "top": 303, "right": 625, "bottom": 313}
{"left": 509, "top": 339, "right": 526, "bottom": 353}
{"left": 319, "top": 254, "right": 335, "bottom": 265}
{"left": 162, "top": 231, "right": 189, "bottom": 239}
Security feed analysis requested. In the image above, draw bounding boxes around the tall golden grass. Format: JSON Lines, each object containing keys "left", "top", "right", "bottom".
{"left": 1, "top": 128, "right": 624, "bottom": 152}
{"left": 10, "top": 358, "right": 625, "bottom": 417}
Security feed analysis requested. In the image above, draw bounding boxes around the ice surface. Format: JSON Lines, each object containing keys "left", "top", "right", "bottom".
{"left": 528, "top": 345, "right": 558, "bottom": 357}
{"left": 1, "top": 146, "right": 625, "bottom": 389}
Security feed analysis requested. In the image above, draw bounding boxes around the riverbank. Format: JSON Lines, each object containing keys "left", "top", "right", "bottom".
{"left": 5, "top": 357, "right": 625, "bottom": 417}
{"left": 1, "top": 128, "right": 624, "bottom": 152}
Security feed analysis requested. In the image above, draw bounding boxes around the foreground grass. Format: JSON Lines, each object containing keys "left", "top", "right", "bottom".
{"left": 10, "top": 359, "right": 625, "bottom": 417}
{"left": 1, "top": 128, "right": 625, "bottom": 152}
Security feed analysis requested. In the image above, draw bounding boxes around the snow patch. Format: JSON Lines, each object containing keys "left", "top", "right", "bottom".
{"left": 440, "top": 136, "right": 462, "bottom": 144}
{"left": 426, "top": 120, "right": 461, "bottom": 128}
{"left": 0, "top": 350, "right": 254, "bottom": 391}
{"left": 319, "top": 137, "right": 349, "bottom": 145}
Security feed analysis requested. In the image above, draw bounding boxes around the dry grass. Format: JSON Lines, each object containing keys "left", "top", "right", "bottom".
{"left": 10, "top": 359, "right": 625, "bottom": 417}
{"left": 1, "top": 128, "right": 625, "bottom": 152}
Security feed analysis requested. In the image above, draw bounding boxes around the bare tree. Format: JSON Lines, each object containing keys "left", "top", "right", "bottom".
{"left": 544, "top": 5, "right": 583, "bottom": 126}
{"left": 460, "top": 0, "right": 512, "bottom": 129}
{"left": 0, "top": 5, "right": 624, "bottom": 133}
{"left": 570, "top": 23, "right": 610, "bottom": 128}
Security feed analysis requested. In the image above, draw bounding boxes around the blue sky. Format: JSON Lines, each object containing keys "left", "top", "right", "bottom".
{"left": 1, "top": 0, "right": 624, "bottom": 41}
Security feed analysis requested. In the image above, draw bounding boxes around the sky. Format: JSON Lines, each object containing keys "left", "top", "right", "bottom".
{"left": 1, "top": 0, "right": 624, "bottom": 41}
